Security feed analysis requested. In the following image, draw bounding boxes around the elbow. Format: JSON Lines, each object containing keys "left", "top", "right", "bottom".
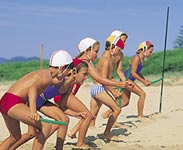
{"left": 131, "top": 72, "right": 136, "bottom": 78}
{"left": 96, "top": 77, "right": 103, "bottom": 84}
{"left": 116, "top": 70, "right": 121, "bottom": 76}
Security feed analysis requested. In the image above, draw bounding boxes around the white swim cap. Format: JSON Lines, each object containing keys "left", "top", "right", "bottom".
{"left": 78, "top": 37, "right": 97, "bottom": 53}
{"left": 111, "top": 30, "right": 124, "bottom": 37}
{"left": 49, "top": 50, "right": 73, "bottom": 67}
{"left": 106, "top": 35, "right": 124, "bottom": 49}
{"left": 138, "top": 41, "right": 152, "bottom": 50}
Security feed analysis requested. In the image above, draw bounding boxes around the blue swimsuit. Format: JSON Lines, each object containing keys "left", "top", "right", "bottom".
{"left": 124, "top": 55, "right": 143, "bottom": 81}
{"left": 90, "top": 84, "right": 108, "bottom": 97}
{"left": 36, "top": 78, "right": 66, "bottom": 109}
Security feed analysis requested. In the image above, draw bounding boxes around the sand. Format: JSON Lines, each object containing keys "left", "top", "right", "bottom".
{"left": 0, "top": 80, "right": 183, "bottom": 150}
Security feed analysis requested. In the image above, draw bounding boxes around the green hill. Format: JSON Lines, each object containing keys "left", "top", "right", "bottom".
{"left": 0, "top": 48, "right": 182, "bottom": 81}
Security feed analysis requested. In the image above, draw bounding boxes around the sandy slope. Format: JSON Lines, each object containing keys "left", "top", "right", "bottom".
{"left": 0, "top": 81, "right": 183, "bottom": 150}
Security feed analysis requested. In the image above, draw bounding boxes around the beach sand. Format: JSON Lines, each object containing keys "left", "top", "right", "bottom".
{"left": 0, "top": 80, "right": 183, "bottom": 150}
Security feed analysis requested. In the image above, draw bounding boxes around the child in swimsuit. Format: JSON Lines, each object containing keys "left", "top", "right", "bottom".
{"left": 9, "top": 61, "right": 88, "bottom": 150}
{"left": 89, "top": 35, "right": 127, "bottom": 140}
{"left": 0, "top": 50, "right": 73, "bottom": 150}
{"left": 100, "top": 30, "right": 134, "bottom": 127}
{"left": 101, "top": 40, "right": 154, "bottom": 119}
{"left": 123, "top": 41, "right": 154, "bottom": 118}
{"left": 60, "top": 37, "right": 127, "bottom": 148}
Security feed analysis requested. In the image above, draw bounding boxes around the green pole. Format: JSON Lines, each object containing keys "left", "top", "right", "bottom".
{"left": 159, "top": 6, "right": 170, "bottom": 113}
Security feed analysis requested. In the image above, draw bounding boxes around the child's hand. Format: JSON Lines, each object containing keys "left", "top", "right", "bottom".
{"left": 144, "top": 80, "right": 151, "bottom": 86}
{"left": 76, "top": 112, "right": 87, "bottom": 119}
{"left": 120, "top": 81, "right": 127, "bottom": 88}
{"left": 112, "top": 89, "right": 122, "bottom": 98}
{"left": 29, "top": 111, "right": 40, "bottom": 121}
{"left": 127, "top": 80, "right": 135, "bottom": 89}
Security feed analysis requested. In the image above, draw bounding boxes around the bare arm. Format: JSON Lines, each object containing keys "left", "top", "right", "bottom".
{"left": 28, "top": 77, "right": 49, "bottom": 121}
{"left": 116, "top": 53, "right": 126, "bottom": 81}
{"left": 87, "top": 62, "right": 126, "bottom": 88}
{"left": 59, "top": 88, "right": 84, "bottom": 118}
{"left": 131, "top": 56, "right": 150, "bottom": 86}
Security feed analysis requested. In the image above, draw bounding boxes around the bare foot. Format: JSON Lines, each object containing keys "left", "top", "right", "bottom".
{"left": 138, "top": 116, "right": 149, "bottom": 122}
{"left": 138, "top": 115, "right": 144, "bottom": 118}
{"left": 76, "top": 143, "right": 93, "bottom": 149}
{"left": 112, "top": 122, "right": 125, "bottom": 128}
{"left": 67, "top": 133, "right": 77, "bottom": 139}
{"left": 104, "top": 133, "right": 118, "bottom": 140}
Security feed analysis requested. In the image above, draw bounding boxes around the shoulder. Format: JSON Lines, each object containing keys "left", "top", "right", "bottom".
{"left": 131, "top": 55, "right": 140, "bottom": 64}
{"left": 132, "top": 55, "right": 139, "bottom": 60}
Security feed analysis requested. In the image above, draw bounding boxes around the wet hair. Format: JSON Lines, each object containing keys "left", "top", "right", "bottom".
{"left": 63, "top": 62, "right": 74, "bottom": 70}
{"left": 77, "top": 41, "right": 100, "bottom": 58}
{"left": 136, "top": 44, "right": 154, "bottom": 54}
{"left": 121, "top": 33, "right": 128, "bottom": 39}
{"left": 76, "top": 61, "right": 88, "bottom": 73}
{"left": 105, "top": 41, "right": 115, "bottom": 50}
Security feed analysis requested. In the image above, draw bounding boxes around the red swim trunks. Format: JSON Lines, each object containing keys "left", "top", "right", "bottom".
{"left": 0, "top": 92, "right": 25, "bottom": 115}
{"left": 53, "top": 95, "right": 62, "bottom": 105}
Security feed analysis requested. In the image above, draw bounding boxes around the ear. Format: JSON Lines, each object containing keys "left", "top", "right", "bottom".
{"left": 59, "top": 66, "right": 64, "bottom": 71}
{"left": 72, "top": 68, "right": 77, "bottom": 75}
{"left": 111, "top": 44, "right": 115, "bottom": 49}
{"left": 85, "top": 48, "right": 91, "bottom": 53}
{"left": 72, "top": 67, "right": 77, "bottom": 72}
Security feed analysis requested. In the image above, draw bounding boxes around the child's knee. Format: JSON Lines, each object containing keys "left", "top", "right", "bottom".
{"left": 87, "top": 111, "right": 94, "bottom": 120}
{"left": 140, "top": 91, "right": 146, "bottom": 99}
{"left": 114, "top": 107, "right": 121, "bottom": 115}
{"left": 123, "top": 100, "right": 129, "bottom": 107}
{"left": 64, "top": 115, "right": 70, "bottom": 123}
{"left": 40, "top": 123, "right": 52, "bottom": 137}
{"left": 122, "top": 97, "right": 130, "bottom": 107}
{"left": 28, "top": 130, "right": 37, "bottom": 138}
{"left": 10, "top": 134, "right": 21, "bottom": 143}
{"left": 56, "top": 114, "right": 70, "bottom": 123}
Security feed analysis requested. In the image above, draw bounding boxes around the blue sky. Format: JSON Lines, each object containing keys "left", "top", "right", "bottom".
{"left": 0, "top": 0, "right": 182, "bottom": 59}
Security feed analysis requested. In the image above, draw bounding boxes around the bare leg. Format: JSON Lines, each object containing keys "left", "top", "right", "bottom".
{"left": 0, "top": 104, "right": 51, "bottom": 150}
{"left": 123, "top": 82, "right": 146, "bottom": 118}
{"left": 94, "top": 91, "right": 121, "bottom": 140}
{"left": 101, "top": 81, "right": 146, "bottom": 119}
{"left": 101, "top": 89, "right": 131, "bottom": 128}
{"left": 9, "top": 125, "right": 37, "bottom": 150}
{"left": 90, "top": 96, "right": 102, "bottom": 127}
{"left": 61, "top": 93, "right": 93, "bottom": 148}
{"left": 0, "top": 115, "right": 22, "bottom": 150}
{"left": 101, "top": 109, "right": 112, "bottom": 119}
{"left": 134, "top": 85, "right": 146, "bottom": 118}
{"left": 39, "top": 102, "right": 69, "bottom": 150}
{"left": 68, "top": 120, "right": 82, "bottom": 139}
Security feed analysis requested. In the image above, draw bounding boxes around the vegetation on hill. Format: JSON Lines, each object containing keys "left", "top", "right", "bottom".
{"left": 0, "top": 48, "right": 182, "bottom": 81}
{"left": 0, "top": 60, "right": 49, "bottom": 81}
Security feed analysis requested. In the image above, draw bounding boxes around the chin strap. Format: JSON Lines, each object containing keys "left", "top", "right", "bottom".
{"left": 144, "top": 52, "right": 148, "bottom": 62}
{"left": 111, "top": 45, "right": 117, "bottom": 56}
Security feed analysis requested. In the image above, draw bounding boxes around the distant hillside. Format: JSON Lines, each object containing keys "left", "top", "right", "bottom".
{"left": 0, "top": 57, "right": 7, "bottom": 63}
{"left": 0, "top": 48, "right": 182, "bottom": 81}
{"left": 0, "top": 56, "right": 40, "bottom": 64}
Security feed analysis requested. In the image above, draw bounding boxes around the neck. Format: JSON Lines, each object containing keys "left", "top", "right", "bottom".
{"left": 80, "top": 55, "right": 89, "bottom": 62}
{"left": 139, "top": 53, "right": 144, "bottom": 59}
